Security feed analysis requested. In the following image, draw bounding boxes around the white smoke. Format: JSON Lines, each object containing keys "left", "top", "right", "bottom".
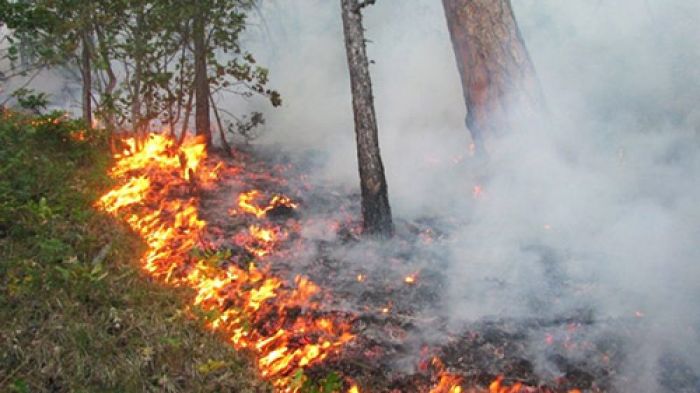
{"left": 6, "top": 0, "right": 696, "bottom": 390}
{"left": 243, "top": 1, "right": 700, "bottom": 391}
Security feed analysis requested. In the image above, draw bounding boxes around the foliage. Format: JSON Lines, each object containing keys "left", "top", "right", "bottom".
{"left": 11, "top": 88, "right": 50, "bottom": 113}
{"left": 0, "top": 111, "right": 269, "bottom": 392}
{"left": 1, "top": 0, "right": 280, "bottom": 141}
{"left": 230, "top": 111, "right": 266, "bottom": 143}
{"left": 291, "top": 369, "right": 345, "bottom": 393}
{"left": 0, "top": 0, "right": 55, "bottom": 79}
{"left": 126, "top": 0, "right": 281, "bottom": 138}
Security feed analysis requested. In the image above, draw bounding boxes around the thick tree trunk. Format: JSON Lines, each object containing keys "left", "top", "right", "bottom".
{"left": 442, "top": 0, "right": 542, "bottom": 151}
{"left": 193, "top": 11, "right": 212, "bottom": 147}
{"left": 340, "top": 0, "right": 393, "bottom": 238}
{"left": 81, "top": 30, "right": 92, "bottom": 126}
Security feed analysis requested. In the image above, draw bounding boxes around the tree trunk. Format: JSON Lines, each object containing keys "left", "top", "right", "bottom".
{"left": 442, "top": 0, "right": 542, "bottom": 152}
{"left": 193, "top": 10, "right": 211, "bottom": 147}
{"left": 131, "top": 9, "right": 145, "bottom": 137}
{"left": 340, "top": 0, "right": 393, "bottom": 238}
{"left": 210, "top": 91, "right": 233, "bottom": 157}
{"left": 178, "top": 85, "right": 194, "bottom": 146}
{"left": 94, "top": 25, "right": 117, "bottom": 130}
{"left": 81, "top": 30, "right": 92, "bottom": 126}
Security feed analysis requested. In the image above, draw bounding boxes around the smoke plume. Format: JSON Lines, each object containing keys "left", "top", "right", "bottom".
{"left": 242, "top": 1, "right": 700, "bottom": 391}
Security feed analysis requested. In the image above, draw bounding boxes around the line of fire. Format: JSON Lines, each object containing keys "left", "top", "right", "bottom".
{"left": 2, "top": 1, "right": 698, "bottom": 392}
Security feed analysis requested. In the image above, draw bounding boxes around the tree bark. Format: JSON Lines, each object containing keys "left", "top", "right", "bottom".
{"left": 340, "top": 0, "right": 393, "bottom": 238}
{"left": 209, "top": 91, "right": 233, "bottom": 157}
{"left": 178, "top": 84, "right": 194, "bottom": 146}
{"left": 442, "top": 0, "right": 542, "bottom": 152}
{"left": 80, "top": 30, "right": 92, "bottom": 126}
{"left": 193, "top": 10, "right": 212, "bottom": 147}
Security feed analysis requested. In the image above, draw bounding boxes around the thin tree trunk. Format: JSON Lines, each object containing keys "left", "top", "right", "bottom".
{"left": 178, "top": 85, "right": 194, "bottom": 146}
{"left": 131, "top": 9, "right": 145, "bottom": 137}
{"left": 167, "top": 42, "right": 188, "bottom": 136}
{"left": 193, "top": 10, "right": 211, "bottom": 147}
{"left": 340, "top": 0, "right": 393, "bottom": 238}
{"left": 94, "top": 25, "right": 117, "bottom": 130}
{"left": 442, "top": 0, "right": 543, "bottom": 152}
{"left": 81, "top": 30, "right": 92, "bottom": 126}
{"left": 209, "top": 91, "right": 233, "bottom": 157}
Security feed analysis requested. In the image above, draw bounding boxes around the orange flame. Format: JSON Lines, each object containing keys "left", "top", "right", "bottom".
{"left": 233, "top": 190, "right": 298, "bottom": 218}
{"left": 96, "top": 134, "right": 353, "bottom": 390}
{"left": 97, "top": 133, "right": 583, "bottom": 393}
{"left": 405, "top": 272, "right": 419, "bottom": 285}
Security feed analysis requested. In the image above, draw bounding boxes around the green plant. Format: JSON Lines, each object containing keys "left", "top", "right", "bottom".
{"left": 11, "top": 88, "right": 49, "bottom": 113}
{"left": 291, "top": 370, "right": 345, "bottom": 393}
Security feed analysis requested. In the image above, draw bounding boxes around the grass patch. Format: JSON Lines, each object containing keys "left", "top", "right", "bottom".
{"left": 0, "top": 111, "right": 268, "bottom": 392}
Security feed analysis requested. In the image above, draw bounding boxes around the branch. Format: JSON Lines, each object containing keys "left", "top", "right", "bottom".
{"left": 209, "top": 91, "right": 233, "bottom": 156}
{"left": 0, "top": 65, "right": 46, "bottom": 106}
{"left": 356, "top": 0, "right": 377, "bottom": 11}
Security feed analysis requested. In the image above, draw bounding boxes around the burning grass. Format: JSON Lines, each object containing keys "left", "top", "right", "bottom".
{"left": 3, "top": 119, "right": 695, "bottom": 392}
{"left": 96, "top": 133, "right": 358, "bottom": 391}
{"left": 93, "top": 132, "right": 617, "bottom": 392}
{"left": 0, "top": 114, "right": 266, "bottom": 392}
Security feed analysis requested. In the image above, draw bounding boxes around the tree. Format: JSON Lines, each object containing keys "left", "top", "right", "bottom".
{"left": 80, "top": 27, "right": 92, "bottom": 125}
{"left": 41, "top": 0, "right": 96, "bottom": 124}
{"left": 0, "top": 1, "right": 51, "bottom": 72}
{"left": 2, "top": 0, "right": 279, "bottom": 145}
{"left": 340, "top": 0, "right": 393, "bottom": 238}
{"left": 442, "top": 0, "right": 543, "bottom": 152}
{"left": 1, "top": 0, "right": 100, "bottom": 124}
{"left": 192, "top": 5, "right": 211, "bottom": 145}
{"left": 156, "top": 0, "right": 280, "bottom": 148}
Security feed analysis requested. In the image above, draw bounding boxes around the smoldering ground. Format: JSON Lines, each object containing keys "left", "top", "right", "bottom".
{"left": 238, "top": 1, "right": 700, "bottom": 391}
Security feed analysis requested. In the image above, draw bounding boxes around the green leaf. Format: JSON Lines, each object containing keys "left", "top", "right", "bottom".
{"left": 11, "top": 379, "right": 29, "bottom": 393}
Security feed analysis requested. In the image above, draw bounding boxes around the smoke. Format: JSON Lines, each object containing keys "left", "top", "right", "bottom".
{"left": 242, "top": 1, "right": 700, "bottom": 391}
{"left": 1, "top": 0, "right": 694, "bottom": 389}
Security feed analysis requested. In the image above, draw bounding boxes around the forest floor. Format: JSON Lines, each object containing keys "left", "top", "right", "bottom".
{"left": 0, "top": 112, "right": 269, "bottom": 393}
{"left": 5, "top": 113, "right": 695, "bottom": 393}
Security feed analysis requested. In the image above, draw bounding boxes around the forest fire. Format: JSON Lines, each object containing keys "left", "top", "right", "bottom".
{"left": 4, "top": 0, "right": 697, "bottom": 390}
{"left": 232, "top": 189, "right": 299, "bottom": 218}
{"left": 96, "top": 134, "right": 355, "bottom": 390}
{"left": 96, "top": 134, "right": 587, "bottom": 393}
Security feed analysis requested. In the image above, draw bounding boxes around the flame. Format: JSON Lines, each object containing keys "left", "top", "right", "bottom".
{"left": 488, "top": 376, "right": 532, "bottom": 393}
{"left": 430, "top": 372, "right": 463, "bottom": 393}
{"left": 233, "top": 190, "right": 298, "bottom": 218}
{"left": 97, "top": 132, "right": 583, "bottom": 393}
{"left": 429, "top": 357, "right": 463, "bottom": 393}
{"left": 233, "top": 224, "right": 286, "bottom": 258}
{"left": 91, "top": 117, "right": 103, "bottom": 129}
{"left": 71, "top": 130, "right": 87, "bottom": 141}
{"left": 96, "top": 133, "right": 354, "bottom": 390}
{"left": 472, "top": 185, "right": 484, "bottom": 199}
{"left": 404, "top": 272, "right": 419, "bottom": 285}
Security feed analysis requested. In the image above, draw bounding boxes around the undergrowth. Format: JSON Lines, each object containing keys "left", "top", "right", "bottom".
{"left": 0, "top": 111, "right": 268, "bottom": 393}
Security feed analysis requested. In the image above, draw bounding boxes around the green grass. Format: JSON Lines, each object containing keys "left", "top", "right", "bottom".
{"left": 0, "top": 111, "right": 268, "bottom": 393}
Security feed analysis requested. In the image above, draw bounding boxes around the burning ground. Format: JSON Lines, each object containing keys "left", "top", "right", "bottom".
{"left": 95, "top": 134, "right": 700, "bottom": 392}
